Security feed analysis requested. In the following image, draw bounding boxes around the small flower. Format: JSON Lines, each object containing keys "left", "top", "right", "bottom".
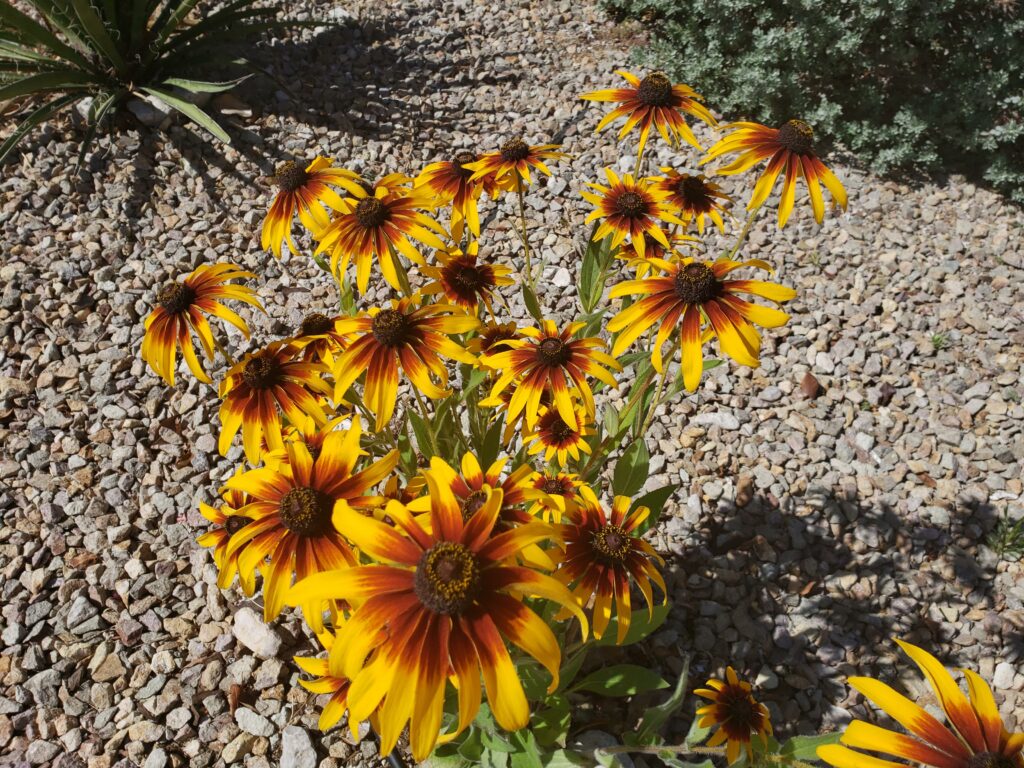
{"left": 701, "top": 119, "right": 848, "bottom": 228}
{"left": 694, "top": 666, "right": 773, "bottom": 764}
{"left": 407, "top": 452, "right": 535, "bottom": 526}
{"left": 654, "top": 169, "right": 732, "bottom": 234}
{"left": 607, "top": 257, "right": 795, "bottom": 391}
{"left": 581, "top": 70, "right": 716, "bottom": 155}
{"left": 524, "top": 406, "right": 593, "bottom": 467}
{"left": 421, "top": 242, "right": 514, "bottom": 313}
{"left": 582, "top": 169, "right": 683, "bottom": 259}
{"left": 294, "top": 630, "right": 357, "bottom": 732}
{"left": 469, "top": 322, "right": 522, "bottom": 357}
{"left": 261, "top": 158, "right": 363, "bottom": 258}
{"left": 289, "top": 312, "right": 351, "bottom": 367}
{"left": 197, "top": 470, "right": 256, "bottom": 596}
{"left": 467, "top": 138, "right": 566, "bottom": 193}
{"left": 818, "top": 640, "right": 1024, "bottom": 768}
{"left": 141, "top": 263, "right": 262, "bottom": 385}
{"left": 614, "top": 231, "right": 700, "bottom": 278}
{"left": 524, "top": 471, "right": 584, "bottom": 523}
{"left": 415, "top": 151, "right": 487, "bottom": 240}
{"left": 553, "top": 487, "right": 665, "bottom": 643}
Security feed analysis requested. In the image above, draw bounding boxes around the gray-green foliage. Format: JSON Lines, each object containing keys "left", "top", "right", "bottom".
{"left": 0, "top": 1, "right": 288, "bottom": 164}
{"left": 601, "top": 0, "right": 1024, "bottom": 201}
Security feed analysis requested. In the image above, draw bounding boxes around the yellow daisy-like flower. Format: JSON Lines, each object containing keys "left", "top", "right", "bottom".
{"left": 295, "top": 630, "right": 360, "bottom": 732}
{"left": 694, "top": 666, "right": 774, "bottom": 764}
{"left": 654, "top": 169, "right": 733, "bottom": 234}
{"left": 288, "top": 312, "right": 351, "bottom": 367}
{"left": 701, "top": 119, "right": 848, "bottom": 228}
{"left": 415, "top": 151, "right": 487, "bottom": 240}
{"left": 218, "top": 341, "right": 331, "bottom": 465}
{"left": 314, "top": 180, "right": 447, "bottom": 294}
{"left": 524, "top": 471, "right": 584, "bottom": 523}
{"left": 263, "top": 414, "right": 348, "bottom": 474}
{"left": 481, "top": 318, "right": 621, "bottom": 431}
{"left": 553, "top": 486, "right": 665, "bottom": 644}
{"left": 468, "top": 321, "right": 522, "bottom": 357}
{"left": 524, "top": 406, "right": 593, "bottom": 467}
{"left": 261, "top": 158, "right": 363, "bottom": 258}
{"left": 197, "top": 470, "right": 256, "bottom": 596}
{"left": 331, "top": 296, "right": 479, "bottom": 430}
{"left": 818, "top": 640, "right": 1024, "bottom": 768}
{"left": 141, "top": 263, "right": 262, "bottom": 386}
{"left": 467, "top": 138, "right": 566, "bottom": 193}
{"left": 421, "top": 242, "right": 514, "bottom": 313}
{"left": 582, "top": 169, "right": 683, "bottom": 259}
{"left": 286, "top": 457, "right": 588, "bottom": 762}
{"left": 408, "top": 452, "right": 536, "bottom": 527}
{"left": 607, "top": 257, "right": 795, "bottom": 392}
{"left": 614, "top": 231, "right": 701, "bottom": 278}
{"left": 581, "top": 70, "right": 716, "bottom": 155}
{"left": 223, "top": 418, "right": 398, "bottom": 630}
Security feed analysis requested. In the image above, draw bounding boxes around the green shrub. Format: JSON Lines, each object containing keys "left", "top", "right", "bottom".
{"left": 601, "top": 0, "right": 1024, "bottom": 202}
{"left": 0, "top": 1, "right": 287, "bottom": 163}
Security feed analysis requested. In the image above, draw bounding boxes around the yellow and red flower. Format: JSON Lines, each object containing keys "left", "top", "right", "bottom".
{"left": 222, "top": 419, "right": 398, "bottom": 630}
{"left": 818, "top": 640, "right": 1024, "bottom": 768}
{"left": 314, "top": 180, "right": 447, "bottom": 294}
{"left": 654, "top": 169, "right": 732, "bottom": 234}
{"left": 469, "top": 322, "right": 522, "bottom": 357}
{"left": 286, "top": 457, "right": 588, "bottom": 762}
{"left": 261, "top": 158, "right": 363, "bottom": 258}
{"left": 331, "top": 296, "right": 479, "bottom": 430}
{"left": 197, "top": 470, "right": 256, "bottom": 596}
{"left": 218, "top": 341, "right": 331, "bottom": 464}
{"left": 524, "top": 406, "right": 593, "bottom": 467}
{"left": 467, "top": 138, "right": 566, "bottom": 193}
{"left": 524, "top": 471, "right": 584, "bottom": 523}
{"left": 295, "top": 630, "right": 361, "bottom": 732}
{"left": 409, "top": 452, "right": 536, "bottom": 526}
{"left": 701, "top": 119, "right": 848, "bottom": 228}
{"left": 481, "top": 319, "right": 620, "bottom": 431}
{"left": 582, "top": 169, "right": 683, "bottom": 259}
{"left": 141, "top": 263, "right": 262, "bottom": 386}
{"left": 607, "top": 257, "right": 795, "bottom": 392}
{"left": 695, "top": 666, "right": 774, "bottom": 764}
{"left": 421, "top": 242, "right": 514, "bottom": 313}
{"left": 288, "top": 312, "right": 351, "bottom": 367}
{"left": 581, "top": 70, "right": 716, "bottom": 155}
{"left": 553, "top": 487, "right": 665, "bottom": 644}
{"left": 614, "top": 231, "right": 701, "bottom": 277}
{"left": 415, "top": 151, "right": 487, "bottom": 240}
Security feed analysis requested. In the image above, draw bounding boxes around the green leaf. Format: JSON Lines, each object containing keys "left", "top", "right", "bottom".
{"left": 555, "top": 647, "right": 589, "bottom": 693}
{"left": 0, "top": 92, "right": 79, "bottom": 163}
{"left": 522, "top": 282, "right": 543, "bottom": 321}
{"left": 594, "top": 603, "right": 671, "bottom": 647}
{"left": 479, "top": 418, "right": 505, "bottom": 471}
{"left": 781, "top": 732, "right": 842, "bottom": 761}
{"left": 509, "top": 732, "right": 543, "bottom": 768}
{"left": 407, "top": 409, "right": 434, "bottom": 456}
{"left": 0, "top": 70, "right": 94, "bottom": 101}
{"left": 0, "top": 4, "right": 95, "bottom": 71}
{"left": 139, "top": 86, "right": 230, "bottom": 142}
{"left": 538, "top": 751, "right": 590, "bottom": 767}
{"left": 571, "top": 664, "right": 669, "bottom": 697}
{"left": 70, "top": 0, "right": 126, "bottom": 69}
{"left": 162, "top": 76, "right": 248, "bottom": 93}
{"left": 480, "top": 728, "right": 516, "bottom": 754}
{"left": 630, "top": 483, "right": 678, "bottom": 534}
{"left": 612, "top": 439, "right": 649, "bottom": 496}
{"left": 703, "top": 358, "right": 723, "bottom": 371}
{"left": 636, "top": 657, "right": 691, "bottom": 744}
{"left": 515, "top": 660, "right": 551, "bottom": 703}
{"left": 684, "top": 712, "right": 711, "bottom": 747}
{"left": 531, "top": 695, "right": 570, "bottom": 747}
{"left": 461, "top": 367, "right": 488, "bottom": 401}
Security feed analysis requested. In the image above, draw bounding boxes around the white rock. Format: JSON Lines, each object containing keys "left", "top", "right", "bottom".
{"left": 691, "top": 412, "right": 740, "bottom": 430}
{"left": 235, "top": 707, "right": 274, "bottom": 737}
{"left": 232, "top": 608, "right": 281, "bottom": 659}
{"left": 993, "top": 661, "right": 1014, "bottom": 690}
{"left": 143, "top": 748, "right": 168, "bottom": 768}
{"left": 552, "top": 266, "right": 572, "bottom": 287}
{"left": 280, "top": 725, "right": 317, "bottom": 768}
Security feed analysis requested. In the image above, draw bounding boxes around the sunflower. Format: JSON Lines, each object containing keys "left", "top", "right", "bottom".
{"left": 818, "top": 640, "right": 1024, "bottom": 768}
{"left": 654, "top": 169, "right": 732, "bottom": 234}
{"left": 141, "top": 263, "right": 262, "bottom": 386}
{"left": 218, "top": 341, "right": 332, "bottom": 465}
{"left": 694, "top": 666, "right": 774, "bottom": 764}
{"left": 222, "top": 419, "right": 398, "bottom": 630}
{"left": 524, "top": 471, "right": 584, "bottom": 523}
{"left": 468, "top": 322, "right": 522, "bottom": 357}
{"left": 481, "top": 319, "right": 620, "bottom": 431}
{"left": 331, "top": 296, "right": 479, "bottom": 430}
{"left": 197, "top": 470, "right": 256, "bottom": 597}
{"left": 421, "top": 242, "right": 514, "bottom": 313}
{"left": 607, "top": 257, "right": 795, "bottom": 392}
{"left": 289, "top": 312, "right": 351, "bottom": 367}
{"left": 524, "top": 406, "right": 593, "bottom": 467}
{"left": 614, "top": 231, "right": 700, "bottom": 278}
{"left": 581, "top": 70, "right": 716, "bottom": 155}
{"left": 314, "top": 180, "right": 447, "bottom": 294}
{"left": 467, "top": 138, "right": 566, "bottom": 192}
{"left": 285, "top": 457, "right": 588, "bottom": 762}
{"left": 408, "top": 452, "right": 536, "bottom": 526}
{"left": 261, "top": 157, "right": 363, "bottom": 259}
{"left": 581, "top": 169, "right": 683, "bottom": 259}
{"left": 701, "top": 119, "right": 848, "bottom": 228}
{"left": 415, "top": 151, "right": 486, "bottom": 240}
{"left": 553, "top": 487, "right": 665, "bottom": 644}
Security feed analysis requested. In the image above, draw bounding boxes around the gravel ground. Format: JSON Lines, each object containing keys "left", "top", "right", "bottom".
{"left": 1, "top": 0, "right": 1023, "bottom": 766}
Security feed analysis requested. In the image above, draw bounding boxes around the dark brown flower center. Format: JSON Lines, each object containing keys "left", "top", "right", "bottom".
{"left": 453, "top": 152, "right": 477, "bottom": 180}
{"left": 537, "top": 338, "right": 569, "bottom": 366}
{"left": 719, "top": 686, "right": 759, "bottom": 729}
{"left": 452, "top": 264, "right": 484, "bottom": 291}
{"left": 637, "top": 72, "right": 674, "bottom": 107}
{"left": 615, "top": 190, "right": 648, "bottom": 219}
{"left": 678, "top": 175, "right": 712, "bottom": 207}
{"left": 242, "top": 354, "right": 283, "bottom": 390}
{"left": 355, "top": 197, "right": 390, "bottom": 229}
{"left": 460, "top": 490, "right": 488, "bottom": 521}
{"left": 674, "top": 263, "right": 719, "bottom": 304}
{"left": 549, "top": 417, "right": 576, "bottom": 443}
{"left": 776, "top": 119, "right": 815, "bottom": 155}
{"left": 968, "top": 754, "right": 1018, "bottom": 768}
{"left": 275, "top": 161, "right": 309, "bottom": 192}
{"left": 413, "top": 541, "right": 481, "bottom": 615}
{"left": 480, "top": 326, "right": 518, "bottom": 352}
{"left": 157, "top": 282, "right": 196, "bottom": 315}
{"left": 299, "top": 312, "right": 334, "bottom": 336}
{"left": 371, "top": 309, "right": 411, "bottom": 347}
{"left": 500, "top": 138, "right": 531, "bottom": 162}
{"left": 224, "top": 515, "right": 251, "bottom": 536}
{"left": 542, "top": 478, "right": 566, "bottom": 495}
{"left": 278, "top": 486, "right": 334, "bottom": 537}
{"left": 592, "top": 524, "right": 631, "bottom": 562}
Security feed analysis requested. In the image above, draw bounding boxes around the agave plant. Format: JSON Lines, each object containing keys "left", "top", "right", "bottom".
{"left": 0, "top": 0, "right": 287, "bottom": 163}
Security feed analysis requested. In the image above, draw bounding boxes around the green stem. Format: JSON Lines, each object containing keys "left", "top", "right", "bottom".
{"left": 514, "top": 173, "right": 533, "bottom": 286}
{"left": 726, "top": 203, "right": 764, "bottom": 261}
{"left": 636, "top": 140, "right": 647, "bottom": 177}
{"left": 638, "top": 364, "right": 669, "bottom": 436}
{"left": 391, "top": 245, "right": 415, "bottom": 298}
{"left": 211, "top": 329, "right": 236, "bottom": 369}
{"left": 599, "top": 744, "right": 726, "bottom": 758}
{"left": 411, "top": 385, "right": 438, "bottom": 455}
